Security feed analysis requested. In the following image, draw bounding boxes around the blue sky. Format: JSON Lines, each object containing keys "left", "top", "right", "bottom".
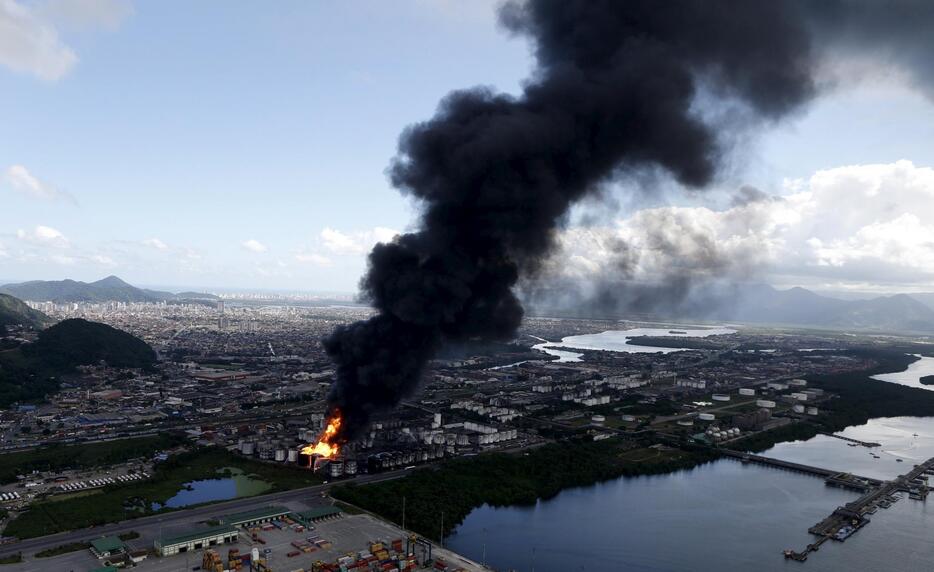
{"left": 3, "top": 0, "right": 934, "bottom": 294}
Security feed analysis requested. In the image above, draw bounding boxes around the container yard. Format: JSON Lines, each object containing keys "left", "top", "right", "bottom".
{"left": 0, "top": 512, "right": 488, "bottom": 572}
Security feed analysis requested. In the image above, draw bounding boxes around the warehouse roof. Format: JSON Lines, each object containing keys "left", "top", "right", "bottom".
{"left": 221, "top": 505, "right": 291, "bottom": 526}
{"left": 90, "top": 536, "right": 125, "bottom": 554}
{"left": 158, "top": 524, "right": 237, "bottom": 547}
{"left": 297, "top": 506, "right": 342, "bottom": 521}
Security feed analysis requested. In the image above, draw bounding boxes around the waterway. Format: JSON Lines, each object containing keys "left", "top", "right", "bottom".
{"left": 153, "top": 468, "right": 271, "bottom": 509}
{"left": 533, "top": 326, "right": 736, "bottom": 362}
{"left": 446, "top": 417, "right": 934, "bottom": 571}
{"left": 871, "top": 354, "right": 934, "bottom": 392}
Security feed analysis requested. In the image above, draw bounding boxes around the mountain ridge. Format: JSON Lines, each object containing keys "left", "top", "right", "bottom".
{"left": 0, "top": 276, "right": 215, "bottom": 304}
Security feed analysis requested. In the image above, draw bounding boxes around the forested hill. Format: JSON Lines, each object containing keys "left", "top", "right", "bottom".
{"left": 0, "top": 293, "right": 51, "bottom": 331}
{"left": 23, "top": 318, "right": 156, "bottom": 370}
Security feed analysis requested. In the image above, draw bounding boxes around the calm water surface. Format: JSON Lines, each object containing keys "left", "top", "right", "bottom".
{"left": 534, "top": 326, "right": 736, "bottom": 362}
{"left": 871, "top": 354, "right": 934, "bottom": 392}
{"left": 446, "top": 417, "right": 934, "bottom": 571}
{"left": 154, "top": 468, "right": 271, "bottom": 509}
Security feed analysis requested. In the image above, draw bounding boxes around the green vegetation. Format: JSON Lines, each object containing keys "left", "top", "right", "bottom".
{"left": 626, "top": 336, "right": 724, "bottom": 350}
{"left": 731, "top": 422, "right": 820, "bottom": 453}
{"left": 921, "top": 375, "right": 934, "bottom": 386}
{"left": 4, "top": 447, "right": 323, "bottom": 539}
{"left": 0, "top": 293, "right": 50, "bottom": 331}
{"left": 332, "top": 439, "right": 719, "bottom": 542}
{"left": 808, "top": 349, "right": 934, "bottom": 431}
{"left": 118, "top": 531, "right": 139, "bottom": 541}
{"left": 0, "top": 434, "right": 183, "bottom": 484}
{"left": 35, "top": 541, "right": 90, "bottom": 558}
{"left": 0, "top": 318, "right": 156, "bottom": 407}
{"left": 24, "top": 318, "right": 156, "bottom": 370}
{"left": 0, "top": 552, "right": 22, "bottom": 564}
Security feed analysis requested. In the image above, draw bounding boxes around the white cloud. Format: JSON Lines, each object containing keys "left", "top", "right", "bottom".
{"left": 551, "top": 161, "right": 934, "bottom": 289}
{"left": 49, "top": 253, "right": 76, "bottom": 265}
{"left": 5, "top": 164, "right": 75, "bottom": 203}
{"left": 294, "top": 253, "right": 332, "bottom": 266}
{"left": 241, "top": 239, "right": 267, "bottom": 253}
{"left": 0, "top": 0, "right": 77, "bottom": 80}
{"left": 320, "top": 226, "right": 398, "bottom": 255}
{"left": 142, "top": 237, "right": 168, "bottom": 250}
{"left": 16, "top": 225, "right": 69, "bottom": 248}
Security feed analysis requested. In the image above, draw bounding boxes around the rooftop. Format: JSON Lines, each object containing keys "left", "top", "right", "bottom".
{"left": 90, "top": 536, "right": 125, "bottom": 554}
{"left": 158, "top": 524, "right": 237, "bottom": 547}
{"left": 221, "top": 505, "right": 291, "bottom": 525}
{"left": 297, "top": 506, "right": 343, "bottom": 521}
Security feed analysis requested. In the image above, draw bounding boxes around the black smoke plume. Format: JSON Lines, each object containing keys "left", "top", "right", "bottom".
{"left": 323, "top": 0, "right": 934, "bottom": 442}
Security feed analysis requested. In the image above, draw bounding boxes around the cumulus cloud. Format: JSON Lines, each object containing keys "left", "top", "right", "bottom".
{"left": 16, "top": 225, "right": 69, "bottom": 248}
{"left": 5, "top": 164, "right": 76, "bottom": 203}
{"left": 142, "top": 237, "right": 168, "bottom": 250}
{"left": 548, "top": 160, "right": 934, "bottom": 290}
{"left": 241, "top": 239, "right": 267, "bottom": 253}
{"left": 0, "top": 0, "right": 76, "bottom": 80}
{"left": 320, "top": 226, "right": 398, "bottom": 255}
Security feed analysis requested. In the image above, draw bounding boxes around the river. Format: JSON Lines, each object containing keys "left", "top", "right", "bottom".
{"left": 533, "top": 326, "right": 737, "bottom": 362}
{"left": 871, "top": 354, "right": 934, "bottom": 392}
{"left": 446, "top": 417, "right": 934, "bottom": 571}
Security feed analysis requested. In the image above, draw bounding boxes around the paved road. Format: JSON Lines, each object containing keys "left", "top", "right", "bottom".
{"left": 0, "top": 467, "right": 420, "bottom": 559}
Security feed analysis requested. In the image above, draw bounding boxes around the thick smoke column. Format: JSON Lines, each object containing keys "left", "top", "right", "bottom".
{"left": 322, "top": 0, "right": 934, "bottom": 443}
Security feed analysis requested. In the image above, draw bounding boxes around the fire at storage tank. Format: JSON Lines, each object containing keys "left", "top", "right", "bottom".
{"left": 301, "top": 411, "right": 343, "bottom": 459}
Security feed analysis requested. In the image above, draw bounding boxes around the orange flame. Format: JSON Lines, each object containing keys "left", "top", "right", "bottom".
{"left": 301, "top": 413, "right": 342, "bottom": 459}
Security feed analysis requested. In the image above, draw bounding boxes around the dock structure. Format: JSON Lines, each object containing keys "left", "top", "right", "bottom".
{"left": 720, "top": 449, "right": 880, "bottom": 486}
{"left": 773, "top": 453, "right": 934, "bottom": 563}
{"left": 817, "top": 432, "right": 881, "bottom": 448}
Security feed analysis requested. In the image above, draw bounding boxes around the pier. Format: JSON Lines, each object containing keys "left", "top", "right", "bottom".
{"left": 779, "top": 454, "right": 934, "bottom": 562}
{"left": 817, "top": 432, "right": 881, "bottom": 448}
{"left": 720, "top": 449, "right": 880, "bottom": 486}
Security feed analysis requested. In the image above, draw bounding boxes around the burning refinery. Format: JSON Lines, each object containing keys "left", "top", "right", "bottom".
{"left": 232, "top": 406, "right": 525, "bottom": 479}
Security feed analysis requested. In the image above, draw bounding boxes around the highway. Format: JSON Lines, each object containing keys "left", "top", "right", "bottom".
{"left": 0, "top": 466, "right": 422, "bottom": 559}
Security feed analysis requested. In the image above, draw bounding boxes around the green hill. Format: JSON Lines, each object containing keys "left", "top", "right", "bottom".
{"left": 24, "top": 319, "right": 156, "bottom": 370}
{"left": 0, "top": 275, "right": 214, "bottom": 304}
{"left": 0, "top": 319, "right": 155, "bottom": 408}
{"left": 0, "top": 293, "right": 51, "bottom": 331}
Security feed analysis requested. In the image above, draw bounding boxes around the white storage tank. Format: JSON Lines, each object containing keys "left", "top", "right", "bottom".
{"left": 275, "top": 449, "right": 286, "bottom": 462}
{"left": 620, "top": 414, "right": 636, "bottom": 422}
{"left": 288, "top": 449, "right": 298, "bottom": 463}
{"left": 591, "top": 415, "right": 606, "bottom": 425}
{"left": 738, "top": 388, "right": 755, "bottom": 396}
{"left": 698, "top": 413, "right": 715, "bottom": 421}
{"left": 806, "top": 407, "right": 819, "bottom": 416}
{"left": 790, "top": 392, "right": 809, "bottom": 401}
{"left": 712, "top": 394, "right": 731, "bottom": 402}
{"left": 792, "top": 404, "right": 805, "bottom": 414}
{"left": 677, "top": 420, "right": 694, "bottom": 427}
{"left": 756, "top": 399, "right": 776, "bottom": 408}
